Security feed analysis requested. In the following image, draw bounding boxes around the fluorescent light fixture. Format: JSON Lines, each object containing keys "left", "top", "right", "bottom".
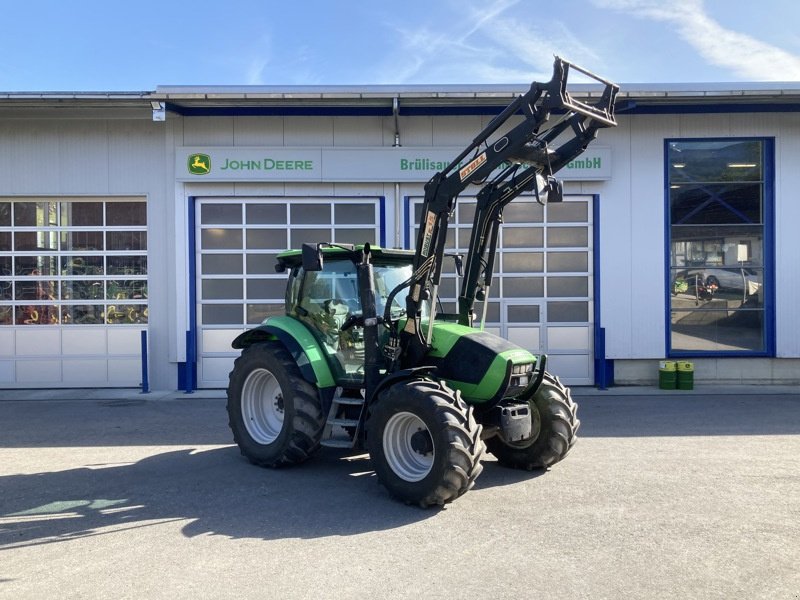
{"left": 673, "top": 163, "right": 686, "bottom": 168}
{"left": 727, "top": 163, "right": 757, "bottom": 168}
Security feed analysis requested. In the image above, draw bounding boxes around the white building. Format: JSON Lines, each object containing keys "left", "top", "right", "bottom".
{"left": 1, "top": 80, "right": 798, "bottom": 390}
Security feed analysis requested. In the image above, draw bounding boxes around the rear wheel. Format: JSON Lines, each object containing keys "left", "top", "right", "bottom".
{"left": 486, "top": 371, "right": 579, "bottom": 470}
{"left": 367, "top": 378, "right": 485, "bottom": 507}
{"left": 227, "top": 341, "right": 325, "bottom": 467}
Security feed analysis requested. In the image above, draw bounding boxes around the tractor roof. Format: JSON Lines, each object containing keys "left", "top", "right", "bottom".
{"left": 276, "top": 245, "right": 415, "bottom": 269}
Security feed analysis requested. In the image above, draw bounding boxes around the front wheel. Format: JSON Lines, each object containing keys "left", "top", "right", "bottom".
{"left": 367, "top": 378, "right": 485, "bottom": 507}
{"left": 486, "top": 371, "right": 579, "bottom": 470}
{"left": 227, "top": 341, "right": 325, "bottom": 467}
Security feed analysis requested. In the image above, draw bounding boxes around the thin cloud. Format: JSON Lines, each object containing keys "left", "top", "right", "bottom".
{"left": 381, "top": 0, "right": 602, "bottom": 83}
{"left": 594, "top": 0, "right": 800, "bottom": 80}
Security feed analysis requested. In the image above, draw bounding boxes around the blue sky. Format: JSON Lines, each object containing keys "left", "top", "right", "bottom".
{"left": 2, "top": 0, "right": 799, "bottom": 91}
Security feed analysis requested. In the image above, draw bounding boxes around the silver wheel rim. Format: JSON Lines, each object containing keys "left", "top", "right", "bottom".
{"left": 382, "top": 411, "right": 434, "bottom": 482}
{"left": 241, "top": 368, "right": 284, "bottom": 444}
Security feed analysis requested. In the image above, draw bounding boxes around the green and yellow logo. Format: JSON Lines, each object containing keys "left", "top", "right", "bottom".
{"left": 188, "top": 153, "right": 211, "bottom": 175}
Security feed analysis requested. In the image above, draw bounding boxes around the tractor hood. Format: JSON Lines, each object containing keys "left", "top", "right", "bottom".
{"left": 424, "top": 322, "right": 538, "bottom": 404}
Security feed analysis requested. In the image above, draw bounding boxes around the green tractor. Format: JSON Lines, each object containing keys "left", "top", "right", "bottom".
{"left": 227, "top": 57, "right": 618, "bottom": 507}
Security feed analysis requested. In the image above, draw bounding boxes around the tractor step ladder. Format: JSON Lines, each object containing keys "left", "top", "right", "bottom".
{"left": 320, "top": 387, "right": 365, "bottom": 449}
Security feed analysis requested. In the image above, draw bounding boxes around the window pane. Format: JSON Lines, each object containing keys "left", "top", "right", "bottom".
{"left": 61, "top": 256, "right": 104, "bottom": 276}
{"left": 247, "top": 303, "right": 284, "bottom": 324}
{"left": 62, "top": 202, "right": 103, "bottom": 226}
{"left": 547, "top": 202, "right": 588, "bottom": 223}
{"left": 15, "top": 256, "right": 59, "bottom": 276}
{"left": 108, "top": 256, "right": 147, "bottom": 275}
{"left": 504, "top": 202, "right": 543, "bottom": 223}
{"left": 290, "top": 228, "right": 329, "bottom": 247}
{"left": 14, "top": 202, "right": 58, "bottom": 226}
{"left": 503, "top": 228, "right": 543, "bottom": 248}
{"left": 202, "top": 228, "right": 242, "bottom": 250}
{"left": 0, "top": 202, "right": 10, "bottom": 226}
{"left": 547, "top": 227, "right": 588, "bottom": 248}
{"left": 503, "top": 252, "right": 543, "bottom": 273}
{"left": 508, "top": 305, "right": 540, "bottom": 322}
{"left": 548, "top": 276, "right": 589, "bottom": 297}
{"left": 0, "top": 306, "right": 11, "bottom": 325}
{"left": 106, "top": 202, "right": 146, "bottom": 226}
{"left": 246, "top": 229, "right": 286, "bottom": 250}
{"left": 291, "top": 204, "right": 330, "bottom": 224}
{"left": 16, "top": 279, "right": 57, "bottom": 301}
{"left": 547, "top": 301, "right": 588, "bottom": 322}
{"left": 203, "top": 304, "right": 243, "bottom": 325}
{"left": 201, "top": 203, "right": 241, "bottom": 225}
{"left": 671, "top": 309, "right": 764, "bottom": 352}
{"left": 202, "top": 279, "right": 243, "bottom": 300}
{"left": 61, "top": 280, "right": 104, "bottom": 300}
{"left": 16, "top": 305, "right": 60, "bottom": 325}
{"left": 335, "top": 203, "right": 375, "bottom": 224}
{"left": 669, "top": 140, "right": 762, "bottom": 183}
{"left": 106, "top": 304, "right": 148, "bottom": 324}
{"left": 246, "top": 278, "right": 286, "bottom": 299}
{"left": 671, "top": 184, "right": 761, "bottom": 225}
{"left": 107, "top": 280, "right": 148, "bottom": 300}
{"left": 61, "top": 231, "right": 104, "bottom": 251}
{"left": 0, "top": 232, "right": 10, "bottom": 251}
{"left": 333, "top": 228, "right": 376, "bottom": 245}
{"left": 202, "top": 254, "right": 243, "bottom": 275}
{"left": 246, "top": 254, "right": 279, "bottom": 274}
{"left": 63, "top": 305, "right": 104, "bottom": 325}
{"left": 246, "top": 204, "right": 286, "bottom": 224}
{"left": 107, "top": 231, "right": 147, "bottom": 251}
{"left": 15, "top": 231, "right": 58, "bottom": 251}
{"left": 547, "top": 252, "right": 588, "bottom": 272}
{"left": 503, "top": 277, "right": 544, "bottom": 297}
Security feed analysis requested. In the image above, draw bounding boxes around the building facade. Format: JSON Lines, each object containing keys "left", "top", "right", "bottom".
{"left": 1, "top": 81, "right": 798, "bottom": 390}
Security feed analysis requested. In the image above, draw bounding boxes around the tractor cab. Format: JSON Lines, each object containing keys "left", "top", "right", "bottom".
{"left": 278, "top": 245, "right": 417, "bottom": 385}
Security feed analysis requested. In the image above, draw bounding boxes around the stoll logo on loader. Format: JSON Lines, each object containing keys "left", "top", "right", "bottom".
{"left": 188, "top": 153, "right": 211, "bottom": 175}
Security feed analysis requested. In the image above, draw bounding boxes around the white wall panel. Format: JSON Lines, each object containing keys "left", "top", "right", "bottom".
{"left": 15, "top": 329, "right": 60, "bottom": 356}
{"left": 432, "top": 116, "right": 482, "bottom": 146}
{"left": 62, "top": 329, "right": 106, "bottom": 355}
{"left": 16, "top": 360, "right": 62, "bottom": 383}
{"left": 183, "top": 117, "right": 234, "bottom": 145}
{"left": 333, "top": 116, "right": 385, "bottom": 146}
{"left": 233, "top": 117, "right": 284, "bottom": 146}
{"left": 0, "top": 360, "right": 13, "bottom": 383}
{"left": 0, "top": 330, "right": 13, "bottom": 356}
{"left": 774, "top": 114, "right": 800, "bottom": 356}
{"left": 57, "top": 121, "right": 110, "bottom": 193}
{"left": 108, "top": 329, "right": 144, "bottom": 355}
{"left": 62, "top": 359, "right": 108, "bottom": 383}
{"left": 283, "top": 117, "right": 334, "bottom": 146}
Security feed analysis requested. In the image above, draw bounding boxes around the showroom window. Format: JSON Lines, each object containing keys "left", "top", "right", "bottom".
{"left": 0, "top": 198, "right": 148, "bottom": 326}
{"left": 666, "top": 139, "right": 773, "bottom": 354}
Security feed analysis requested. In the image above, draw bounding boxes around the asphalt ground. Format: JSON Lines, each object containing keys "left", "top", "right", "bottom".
{"left": 1, "top": 386, "right": 798, "bottom": 600}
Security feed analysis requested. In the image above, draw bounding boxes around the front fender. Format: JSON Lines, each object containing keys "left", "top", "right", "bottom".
{"left": 232, "top": 316, "right": 336, "bottom": 388}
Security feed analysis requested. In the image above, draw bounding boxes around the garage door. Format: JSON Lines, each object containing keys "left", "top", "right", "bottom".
{"left": 0, "top": 198, "right": 148, "bottom": 387}
{"left": 408, "top": 194, "right": 594, "bottom": 385}
{"left": 195, "top": 197, "right": 383, "bottom": 388}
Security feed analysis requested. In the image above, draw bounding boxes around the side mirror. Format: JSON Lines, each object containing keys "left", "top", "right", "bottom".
{"left": 534, "top": 174, "right": 563, "bottom": 205}
{"left": 302, "top": 243, "right": 323, "bottom": 272}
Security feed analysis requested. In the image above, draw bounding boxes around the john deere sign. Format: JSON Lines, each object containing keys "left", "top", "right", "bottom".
{"left": 188, "top": 153, "right": 211, "bottom": 175}
{"left": 176, "top": 147, "right": 611, "bottom": 182}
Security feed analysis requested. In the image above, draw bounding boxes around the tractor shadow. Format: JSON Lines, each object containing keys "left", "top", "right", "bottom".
{"left": 0, "top": 445, "right": 551, "bottom": 549}
{"left": 0, "top": 447, "right": 431, "bottom": 548}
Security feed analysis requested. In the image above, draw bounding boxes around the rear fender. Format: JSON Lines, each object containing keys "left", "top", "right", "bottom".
{"left": 232, "top": 316, "right": 336, "bottom": 388}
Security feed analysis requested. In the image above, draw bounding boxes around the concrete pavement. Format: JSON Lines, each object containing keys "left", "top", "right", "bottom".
{"left": 1, "top": 387, "right": 798, "bottom": 599}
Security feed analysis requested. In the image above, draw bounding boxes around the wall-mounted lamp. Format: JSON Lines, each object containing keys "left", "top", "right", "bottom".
{"left": 151, "top": 101, "right": 166, "bottom": 122}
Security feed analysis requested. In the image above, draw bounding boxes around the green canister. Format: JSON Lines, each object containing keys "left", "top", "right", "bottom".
{"left": 658, "top": 360, "right": 677, "bottom": 389}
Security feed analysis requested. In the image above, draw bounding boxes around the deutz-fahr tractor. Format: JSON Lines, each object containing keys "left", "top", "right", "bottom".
{"left": 227, "top": 57, "right": 618, "bottom": 507}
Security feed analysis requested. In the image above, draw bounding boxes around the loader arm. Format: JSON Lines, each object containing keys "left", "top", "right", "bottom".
{"left": 393, "top": 56, "right": 618, "bottom": 367}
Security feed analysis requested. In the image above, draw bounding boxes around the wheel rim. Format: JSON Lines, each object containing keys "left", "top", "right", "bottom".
{"left": 382, "top": 411, "right": 434, "bottom": 482}
{"left": 241, "top": 368, "right": 284, "bottom": 444}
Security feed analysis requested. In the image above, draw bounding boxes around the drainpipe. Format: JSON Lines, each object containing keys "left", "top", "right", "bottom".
{"left": 393, "top": 97, "right": 402, "bottom": 247}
